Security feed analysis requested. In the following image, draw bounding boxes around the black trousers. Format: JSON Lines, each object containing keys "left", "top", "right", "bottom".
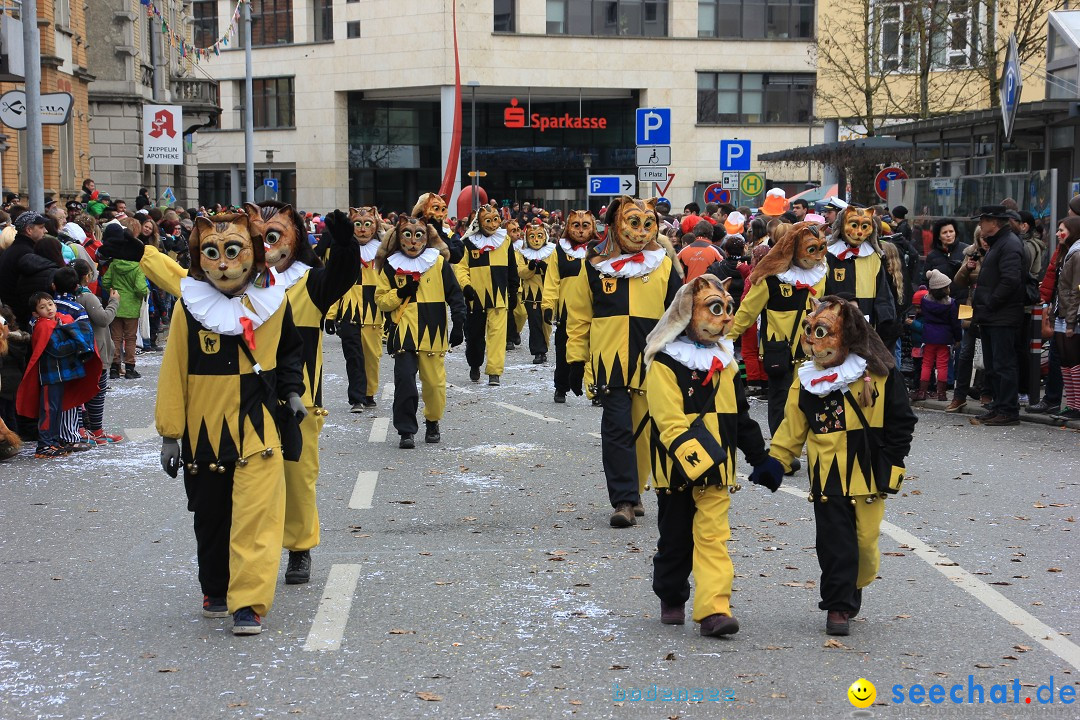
{"left": 983, "top": 324, "right": 1019, "bottom": 418}
{"left": 464, "top": 306, "right": 488, "bottom": 370}
{"left": 766, "top": 366, "right": 794, "bottom": 435}
{"left": 813, "top": 499, "right": 862, "bottom": 614}
{"left": 185, "top": 467, "right": 234, "bottom": 599}
{"left": 553, "top": 311, "right": 569, "bottom": 393}
{"left": 600, "top": 389, "right": 640, "bottom": 507}
{"left": 1014, "top": 312, "right": 1031, "bottom": 395}
{"left": 338, "top": 320, "right": 367, "bottom": 405}
{"left": 526, "top": 303, "right": 548, "bottom": 355}
{"left": 652, "top": 490, "right": 694, "bottom": 606}
{"left": 392, "top": 351, "right": 421, "bottom": 436}
{"left": 953, "top": 324, "right": 980, "bottom": 401}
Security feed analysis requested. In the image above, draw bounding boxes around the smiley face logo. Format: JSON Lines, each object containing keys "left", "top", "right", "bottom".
{"left": 847, "top": 678, "right": 876, "bottom": 709}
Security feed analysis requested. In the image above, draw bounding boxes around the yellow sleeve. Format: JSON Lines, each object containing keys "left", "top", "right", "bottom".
{"left": 454, "top": 254, "right": 471, "bottom": 292}
{"left": 727, "top": 279, "right": 769, "bottom": 339}
{"left": 140, "top": 244, "right": 187, "bottom": 298}
{"left": 646, "top": 361, "right": 689, "bottom": 449}
{"left": 155, "top": 306, "right": 189, "bottom": 439}
{"left": 374, "top": 268, "right": 403, "bottom": 313}
{"left": 768, "top": 375, "right": 809, "bottom": 471}
{"left": 564, "top": 265, "right": 593, "bottom": 363}
{"left": 541, "top": 253, "right": 562, "bottom": 313}
{"left": 517, "top": 252, "right": 536, "bottom": 280}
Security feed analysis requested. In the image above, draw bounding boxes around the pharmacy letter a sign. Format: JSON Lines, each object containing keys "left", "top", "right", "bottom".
{"left": 143, "top": 105, "right": 183, "bottom": 165}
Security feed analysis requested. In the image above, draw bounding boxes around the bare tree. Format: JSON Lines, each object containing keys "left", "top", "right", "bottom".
{"left": 973, "top": 0, "right": 1069, "bottom": 107}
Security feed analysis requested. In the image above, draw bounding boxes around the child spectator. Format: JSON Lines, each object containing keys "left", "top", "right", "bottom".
{"left": 905, "top": 287, "right": 927, "bottom": 388}
{"left": 15, "top": 292, "right": 102, "bottom": 457}
{"left": 914, "top": 270, "right": 963, "bottom": 401}
{"left": 99, "top": 223, "right": 147, "bottom": 379}
{"left": 51, "top": 267, "right": 97, "bottom": 451}
{"left": 73, "top": 260, "right": 123, "bottom": 443}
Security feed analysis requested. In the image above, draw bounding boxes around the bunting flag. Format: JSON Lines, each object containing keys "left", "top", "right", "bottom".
{"left": 146, "top": 0, "right": 245, "bottom": 64}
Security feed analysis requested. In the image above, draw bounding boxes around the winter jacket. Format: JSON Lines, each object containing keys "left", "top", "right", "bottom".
{"left": 77, "top": 287, "right": 119, "bottom": 367}
{"left": 972, "top": 227, "right": 1025, "bottom": 328}
{"left": 919, "top": 296, "right": 962, "bottom": 345}
{"left": 1055, "top": 240, "right": 1080, "bottom": 331}
{"left": 1040, "top": 244, "right": 1063, "bottom": 304}
{"left": 926, "top": 241, "right": 970, "bottom": 303}
{"left": 953, "top": 244, "right": 981, "bottom": 290}
{"left": 101, "top": 259, "right": 147, "bottom": 318}
{"left": 15, "top": 253, "right": 60, "bottom": 318}
{"left": 0, "top": 234, "right": 35, "bottom": 314}
{"left": 705, "top": 256, "right": 746, "bottom": 309}
{"left": 1021, "top": 231, "right": 1047, "bottom": 281}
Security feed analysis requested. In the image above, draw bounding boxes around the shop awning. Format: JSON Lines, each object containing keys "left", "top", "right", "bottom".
{"left": 788, "top": 183, "right": 838, "bottom": 205}
{"left": 757, "top": 137, "right": 914, "bottom": 163}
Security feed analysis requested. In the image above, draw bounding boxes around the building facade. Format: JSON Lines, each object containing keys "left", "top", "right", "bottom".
{"left": 195, "top": 0, "right": 823, "bottom": 213}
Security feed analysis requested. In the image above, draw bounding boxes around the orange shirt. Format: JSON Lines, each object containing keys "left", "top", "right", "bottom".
{"left": 677, "top": 240, "right": 723, "bottom": 282}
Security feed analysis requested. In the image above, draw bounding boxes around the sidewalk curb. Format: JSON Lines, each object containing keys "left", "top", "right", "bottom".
{"left": 914, "top": 398, "right": 1080, "bottom": 430}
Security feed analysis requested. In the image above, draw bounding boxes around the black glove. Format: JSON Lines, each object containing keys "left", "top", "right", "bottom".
{"left": 568, "top": 362, "right": 585, "bottom": 396}
{"left": 749, "top": 457, "right": 785, "bottom": 492}
{"left": 324, "top": 209, "right": 353, "bottom": 244}
{"left": 324, "top": 318, "right": 337, "bottom": 335}
{"left": 528, "top": 259, "right": 541, "bottom": 272}
{"left": 543, "top": 308, "right": 553, "bottom": 326}
{"left": 160, "top": 438, "right": 180, "bottom": 478}
{"left": 396, "top": 277, "right": 419, "bottom": 299}
{"left": 449, "top": 322, "right": 464, "bottom": 347}
{"left": 463, "top": 285, "right": 481, "bottom": 308}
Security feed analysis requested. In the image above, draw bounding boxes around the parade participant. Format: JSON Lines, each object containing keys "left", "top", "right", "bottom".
{"left": 156, "top": 213, "right": 306, "bottom": 635}
{"left": 543, "top": 210, "right": 597, "bottom": 403}
{"left": 375, "top": 216, "right": 465, "bottom": 448}
{"left": 507, "top": 219, "right": 527, "bottom": 351}
{"left": 325, "top": 207, "right": 386, "bottom": 412}
{"left": 244, "top": 201, "right": 361, "bottom": 586}
{"left": 825, "top": 206, "right": 898, "bottom": 343}
{"left": 413, "top": 192, "right": 464, "bottom": 264}
{"left": 455, "top": 205, "right": 518, "bottom": 386}
{"left": 515, "top": 220, "right": 555, "bottom": 363}
{"left": 645, "top": 274, "right": 783, "bottom": 636}
{"left": 768, "top": 296, "right": 916, "bottom": 636}
{"left": 728, "top": 222, "right": 828, "bottom": 439}
{"left": 565, "top": 196, "right": 680, "bottom": 528}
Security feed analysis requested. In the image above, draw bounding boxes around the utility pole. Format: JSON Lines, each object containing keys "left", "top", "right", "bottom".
{"left": 150, "top": 13, "right": 162, "bottom": 205}
{"left": 22, "top": 0, "right": 43, "bottom": 211}
{"left": 243, "top": 0, "right": 254, "bottom": 202}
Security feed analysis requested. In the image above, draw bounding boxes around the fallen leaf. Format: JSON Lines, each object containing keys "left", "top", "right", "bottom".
{"left": 663, "top": 652, "right": 676, "bottom": 661}
{"left": 495, "top": 705, "right": 513, "bottom": 710}
{"left": 434, "top": 581, "right": 453, "bottom": 586}
{"left": 227, "top": 701, "right": 248, "bottom": 708}
{"left": 569, "top": 700, "right": 582, "bottom": 705}
{"left": 1033, "top": 502, "right": 1047, "bottom": 508}
{"left": 610, "top": 664, "right": 629, "bottom": 670}
{"left": 824, "top": 639, "right": 849, "bottom": 649}
{"left": 763, "top": 645, "right": 792, "bottom": 650}
{"left": 989, "top": 581, "right": 1012, "bottom": 586}
{"left": 895, "top": 614, "right": 911, "bottom": 619}
{"left": 884, "top": 552, "right": 906, "bottom": 556}
{"left": 974, "top": 663, "right": 993, "bottom": 668}
{"left": 574, "top": 583, "right": 591, "bottom": 587}
{"left": 1048, "top": 567, "right": 1063, "bottom": 572}
{"left": 933, "top": 672, "right": 948, "bottom": 678}
{"left": 1013, "top": 644, "right": 1031, "bottom": 652}
{"left": 416, "top": 691, "right": 442, "bottom": 702}
{"left": 936, "top": 561, "right": 959, "bottom": 567}
{"left": 519, "top": 670, "right": 533, "bottom": 677}
{"left": 140, "top": 653, "right": 157, "bottom": 659}
{"left": 389, "top": 629, "right": 416, "bottom": 635}
{"left": 1002, "top": 655, "right": 1019, "bottom": 660}
{"left": 390, "top": 500, "right": 416, "bottom": 505}
{"left": 158, "top": 667, "right": 179, "bottom": 673}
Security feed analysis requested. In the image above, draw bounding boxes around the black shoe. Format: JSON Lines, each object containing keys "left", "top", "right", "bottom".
{"left": 399, "top": 434, "right": 415, "bottom": 449}
{"left": 532, "top": 353, "right": 544, "bottom": 364}
{"left": 109, "top": 365, "right": 121, "bottom": 380}
{"left": 982, "top": 414, "right": 1019, "bottom": 426}
{"left": 785, "top": 458, "right": 801, "bottom": 476}
{"left": 826, "top": 610, "right": 851, "bottom": 636}
{"left": 124, "top": 365, "right": 141, "bottom": 379}
{"left": 1050, "top": 408, "right": 1080, "bottom": 421}
{"left": 591, "top": 396, "right": 602, "bottom": 407}
{"left": 505, "top": 341, "right": 515, "bottom": 351}
{"left": 350, "top": 403, "right": 365, "bottom": 413}
{"left": 1025, "top": 400, "right": 1055, "bottom": 414}
{"left": 469, "top": 367, "right": 481, "bottom": 383}
{"left": 540, "top": 353, "right": 547, "bottom": 363}
{"left": 425, "top": 420, "right": 441, "bottom": 443}
{"left": 361, "top": 395, "right": 377, "bottom": 408}
{"left": 488, "top": 375, "right": 500, "bottom": 386}
{"left": 700, "top": 613, "right": 740, "bottom": 636}
{"left": 285, "top": 550, "right": 311, "bottom": 585}
{"left": 554, "top": 391, "right": 566, "bottom": 404}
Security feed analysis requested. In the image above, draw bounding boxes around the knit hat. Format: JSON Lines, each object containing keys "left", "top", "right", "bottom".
{"left": 912, "top": 288, "right": 928, "bottom": 305}
{"left": 59, "top": 222, "right": 87, "bottom": 244}
{"left": 925, "top": 269, "right": 951, "bottom": 290}
{"left": 760, "top": 188, "right": 788, "bottom": 216}
{"left": 805, "top": 213, "right": 827, "bottom": 224}
{"left": 724, "top": 211, "right": 746, "bottom": 236}
{"left": 680, "top": 214, "right": 704, "bottom": 235}
{"left": 14, "top": 211, "right": 47, "bottom": 231}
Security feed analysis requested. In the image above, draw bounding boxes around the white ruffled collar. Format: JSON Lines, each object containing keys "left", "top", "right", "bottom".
{"left": 467, "top": 228, "right": 508, "bottom": 252}
{"left": 596, "top": 248, "right": 666, "bottom": 278}
{"left": 387, "top": 248, "right": 439, "bottom": 274}
{"left": 798, "top": 353, "right": 868, "bottom": 396}
{"left": 559, "top": 238, "right": 589, "bottom": 259}
{"left": 662, "top": 336, "right": 736, "bottom": 373}
{"left": 179, "top": 276, "right": 288, "bottom": 337}
{"left": 828, "top": 239, "right": 875, "bottom": 259}
{"left": 358, "top": 240, "right": 381, "bottom": 265}
{"left": 518, "top": 243, "right": 555, "bottom": 262}
{"left": 776, "top": 263, "right": 827, "bottom": 286}
{"left": 270, "top": 261, "right": 311, "bottom": 291}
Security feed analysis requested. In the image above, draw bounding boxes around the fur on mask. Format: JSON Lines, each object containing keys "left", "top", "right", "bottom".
{"left": 748, "top": 221, "right": 825, "bottom": 286}
{"left": 643, "top": 274, "right": 731, "bottom": 366}
{"left": 374, "top": 216, "right": 449, "bottom": 270}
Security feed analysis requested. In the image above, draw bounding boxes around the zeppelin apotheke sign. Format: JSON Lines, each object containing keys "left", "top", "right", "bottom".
{"left": 143, "top": 105, "right": 184, "bottom": 165}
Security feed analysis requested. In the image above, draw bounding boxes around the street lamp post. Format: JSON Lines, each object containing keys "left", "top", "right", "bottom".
{"left": 582, "top": 153, "right": 592, "bottom": 211}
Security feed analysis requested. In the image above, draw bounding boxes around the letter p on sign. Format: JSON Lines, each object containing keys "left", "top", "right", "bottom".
{"left": 636, "top": 107, "right": 671, "bottom": 146}
{"left": 720, "top": 140, "right": 751, "bottom": 171}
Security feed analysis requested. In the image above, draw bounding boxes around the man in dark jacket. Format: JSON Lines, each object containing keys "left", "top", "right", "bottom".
{"left": 0, "top": 212, "right": 48, "bottom": 312}
{"left": 970, "top": 205, "right": 1025, "bottom": 426}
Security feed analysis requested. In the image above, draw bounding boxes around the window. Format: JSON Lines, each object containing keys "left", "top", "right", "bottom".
{"left": 237, "top": 77, "right": 295, "bottom": 129}
{"left": 314, "top": 0, "right": 333, "bottom": 41}
{"left": 54, "top": 0, "right": 71, "bottom": 27}
{"left": 58, "top": 121, "right": 75, "bottom": 193}
{"left": 192, "top": 0, "right": 219, "bottom": 49}
{"left": 698, "top": 0, "right": 813, "bottom": 39}
{"left": 494, "top": 0, "right": 515, "bottom": 32}
{"left": 697, "top": 72, "right": 814, "bottom": 124}
{"left": 346, "top": 20, "right": 361, "bottom": 38}
{"left": 546, "top": 0, "right": 667, "bottom": 37}
{"left": 247, "top": 0, "right": 293, "bottom": 46}
{"left": 875, "top": 0, "right": 976, "bottom": 72}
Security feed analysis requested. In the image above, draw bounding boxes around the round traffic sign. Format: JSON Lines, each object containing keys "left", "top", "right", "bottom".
{"left": 874, "top": 166, "right": 908, "bottom": 200}
{"left": 705, "top": 183, "right": 729, "bottom": 204}
{"left": 740, "top": 173, "right": 764, "bottom": 197}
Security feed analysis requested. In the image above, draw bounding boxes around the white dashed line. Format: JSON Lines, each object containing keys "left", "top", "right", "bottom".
{"left": 492, "top": 402, "right": 561, "bottom": 423}
{"left": 368, "top": 418, "right": 389, "bottom": 443}
{"left": 302, "top": 563, "right": 362, "bottom": 652}
{"left": 348, "top": 470, "right": 379, "bottom": 510}
{"left": 776, "top": 486, "right": 1080, "bottom": 671}
{"left": 587, "top": 432, "right": 602, "bottom": 439}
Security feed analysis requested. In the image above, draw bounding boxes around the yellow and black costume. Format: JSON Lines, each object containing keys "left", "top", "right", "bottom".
{"left": 542, "top": 237, "right": 590, "bottom": 400}
{"left": 825, "top": 240, "right": 897, "bottom": 340}
{"left": 515, "top": 237, "right": 555, "bottom": 360}
{"left": 455, "top": 226, "right": 518, "bottom": 383}
{"left": 326, "top": 238, "right": 383, "bottom": 408}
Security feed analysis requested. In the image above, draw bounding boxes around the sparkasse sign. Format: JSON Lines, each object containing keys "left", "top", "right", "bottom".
{"left": 503, "top": 98, "right": 607, "bottom": 133}
{"left": 143, "top": 104, "right": 183, "bottom": 165}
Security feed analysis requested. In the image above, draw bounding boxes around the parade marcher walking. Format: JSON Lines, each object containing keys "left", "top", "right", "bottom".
{"left": 515, "top": 221, "right": 555, "bottom": 363}
{"left": 543, "top": 211, "right": 597, "bottom": 403}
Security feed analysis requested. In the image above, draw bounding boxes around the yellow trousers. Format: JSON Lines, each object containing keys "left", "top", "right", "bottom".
{"left": 419, "top": 352, "right": 447, "bottom": 421}
{"left": 228, "top": 450, "right": 286, "bottom": 617}
{"left": 283, "top": 409, "right": 325, "bottom": 552}
{"left": 360, "top": 323, "right": 383, "bottom": 397}
{"left": 631, "top": 390, "right": 652, "bottom": 495}
{"left": 479, "top": 307, "right": 507, "bottom": 376}
{"left": 855, "top": 495, "right": 885, "bottom": 589}
{"left": 513, "top": 301, "right": 527, "bottom": 335}
{"left": 690, "top": 486, "right": 733, "bottom": 621}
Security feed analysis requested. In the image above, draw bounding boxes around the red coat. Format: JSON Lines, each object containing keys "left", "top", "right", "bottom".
{"left": 15, "top": 313, "right": 103, "bottom": 418}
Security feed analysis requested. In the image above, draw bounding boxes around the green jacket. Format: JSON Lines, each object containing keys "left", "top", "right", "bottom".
{"left": 103, "top": 259, "right": 148, "bottom": 318}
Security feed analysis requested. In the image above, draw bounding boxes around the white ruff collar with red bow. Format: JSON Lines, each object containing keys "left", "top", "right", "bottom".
{"left": 798, "top": 353, "right": 868, "bottom": 396}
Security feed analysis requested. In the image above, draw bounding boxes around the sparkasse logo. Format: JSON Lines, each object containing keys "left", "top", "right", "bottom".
{"left": 503, "top": 98, "right": 608, "bottom": 133}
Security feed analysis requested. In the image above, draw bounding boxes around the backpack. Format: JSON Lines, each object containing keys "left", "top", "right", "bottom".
{"left": 1021, "top": 244, "right": 1040, "bottom": 307}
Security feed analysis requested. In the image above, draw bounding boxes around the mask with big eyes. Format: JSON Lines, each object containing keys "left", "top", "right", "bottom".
{"left": 188, "top": 214, "right": 264, "bottom": 296}
{"left": 244, "top": 202, "right": 301, "bottom": 270}
{"left": 475, "top": 206, "right": 502, "bottom": 237}
{"left": 423, "top": 194, "right": 448, "bottom": 224}
{"left": 840, "top": 207, "right": 876, "bottom": 248}
{"left": 565, "top": 211, "right": 596, "bottom": 246}
{"left": 349, "top": 206, "right": 381, "bottom": 246}
{"left": 505, "top": 220, "right": 523, "bottom": 243}
{"left": 396, "top": 217, "right": 430, "bottom": 258}
{"left": 685, "top": 275, "right": 735, "bottom": 346}
{"left": 608, "top": 197, "right": 658, "bottom": 254}
{"left": 800, "top": 301, "right": 848, "bottom": 369}
{"left": 793, "top": 225, "right": 828, "bottom": 269}
{"left": 525, "top": 224, "right": 548, "bottom": 250}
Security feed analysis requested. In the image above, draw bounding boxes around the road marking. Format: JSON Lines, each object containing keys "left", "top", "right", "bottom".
{"left": 368, "top": 417, "right": 389, "bottom": 443}
{"left": 588, "top": 432, "right": 602, "bottom": 439}
{"left": 302, "top": 563, "right": 362, "bottom": 652}
{"left": 349, "top": 470, "right": 379, "bottom": 509}
{"left": 123, "top": 424, "right": 158, "bottom": 442}
{"left": 493, "top": 402, "right": 561, "bottom": 423}
{"left": 777, "top": 486, "right": 1080, "bottom": 671}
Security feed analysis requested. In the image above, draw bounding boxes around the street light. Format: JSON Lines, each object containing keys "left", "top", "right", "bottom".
{"left": 582, "top": 153, "right": 592, "bottom": 210}
{"left": 467, "top": 81, "right": 480, "bottom": 212}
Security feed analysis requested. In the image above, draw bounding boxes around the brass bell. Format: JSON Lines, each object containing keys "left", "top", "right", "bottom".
{"left": 733, "top": 483, "right": 742, "bottom": 493}
{"left": 262, "top": 448, "right": 274, "bottom": 458}
{"left": 189, "top": 462, "right": 199, "bottom": 474}
{"left": 185, "top": 462, "right": 193, "bottom": 472}
{"left": 807, "top": 493, "right": 814, "bottom": 502}
{"left": 879, "top": 492, "right": 888, "bottom": 499}
{"left": 238, "top": 457, "right": 249, "bottom": 467}
{"left": 821, "top": 495, "right": 828, "bottom": 503}
{"left": 865, "top": 495, "right": 876, "bottom": 504}
{"left": 216, "top": 464, "right": 226, "bottom": 474}
{"left": 208, "top": 463, "right": 218, "bottom": 472}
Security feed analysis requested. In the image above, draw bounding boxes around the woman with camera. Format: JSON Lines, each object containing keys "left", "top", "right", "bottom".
{"left": 946, "top": 229, "right": 988, "bottom": 412}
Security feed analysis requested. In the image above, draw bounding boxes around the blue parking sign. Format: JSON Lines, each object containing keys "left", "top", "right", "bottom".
{"left": 636, "top": 108, "right": 671, "bottom": 146}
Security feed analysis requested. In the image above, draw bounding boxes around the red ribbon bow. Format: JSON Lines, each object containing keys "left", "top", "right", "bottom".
{"left": 837, "top": 246, "right": 859, "bottom": 260}
{"left": 361, "top": 259, "right": 372, "bottom": 269}
{"left": 395, "top": 269, "right": 422, "bottom": 282}
{"left": 239, "top": 316, "right": 256, "bottom": 351}
{"left": 794, "top": 281, "right": 818, "bottom": 296}
{"left": 810, "top": 372, "right": 838, "bottom": 386}
{"left": 702, "top": 355, "right": 726, "bottom": 386}
{"left": 569, "top": 241, "right": 589, "bottom": 252}
{"left": 610, "top": 252, "right": 645, "bottom": 272}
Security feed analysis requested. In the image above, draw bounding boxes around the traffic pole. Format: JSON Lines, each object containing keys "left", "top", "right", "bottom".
{"left": 1029, "top": 305, "right": 1043, "bottom": 406}
{"left": 22, "top": 0, "right": 44, "bottom": 211}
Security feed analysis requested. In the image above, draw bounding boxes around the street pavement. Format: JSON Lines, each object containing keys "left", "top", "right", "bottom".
{"left": 0, "top": 333, "right": 1077, "bottom": 720}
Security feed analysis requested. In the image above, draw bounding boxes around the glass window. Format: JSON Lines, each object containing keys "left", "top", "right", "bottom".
{"left": 875, "top": 0, "right": 973, "bottom": 71}
{"left": 547, "top": 0, "right": 567, "bottom": 33}
{"left": 247, "top": 0, "right": 293, "bottom": 46}
{"left": 697, "top": 0, "right": 812, "bottom": 39}
{"left": 192, "top": 0, "right": 218, "bottom": 48}
{"left": 314, "top": 0, "right": 333, "bottom": 41}
{"left": 546, "top": 0, "right": 665, "bottom": 36}
{"left": 494, "top": 0, "right": 515, "bottom": 32}
{"left": 346, "top": 20, "right": 361, "bottom": 38}
{"left": 697, "top": 72, "right": 813, "bottom": 124}
{"left": 54, "top": 0, "right": 71, "bottom": 27}
{"left": 241, "top": 77, "right": 295, "bottom": 129}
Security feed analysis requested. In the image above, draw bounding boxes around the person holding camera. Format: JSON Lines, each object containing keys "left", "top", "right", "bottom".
{"left": 947, "top": 230, "right": 988, "bottom": 412}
